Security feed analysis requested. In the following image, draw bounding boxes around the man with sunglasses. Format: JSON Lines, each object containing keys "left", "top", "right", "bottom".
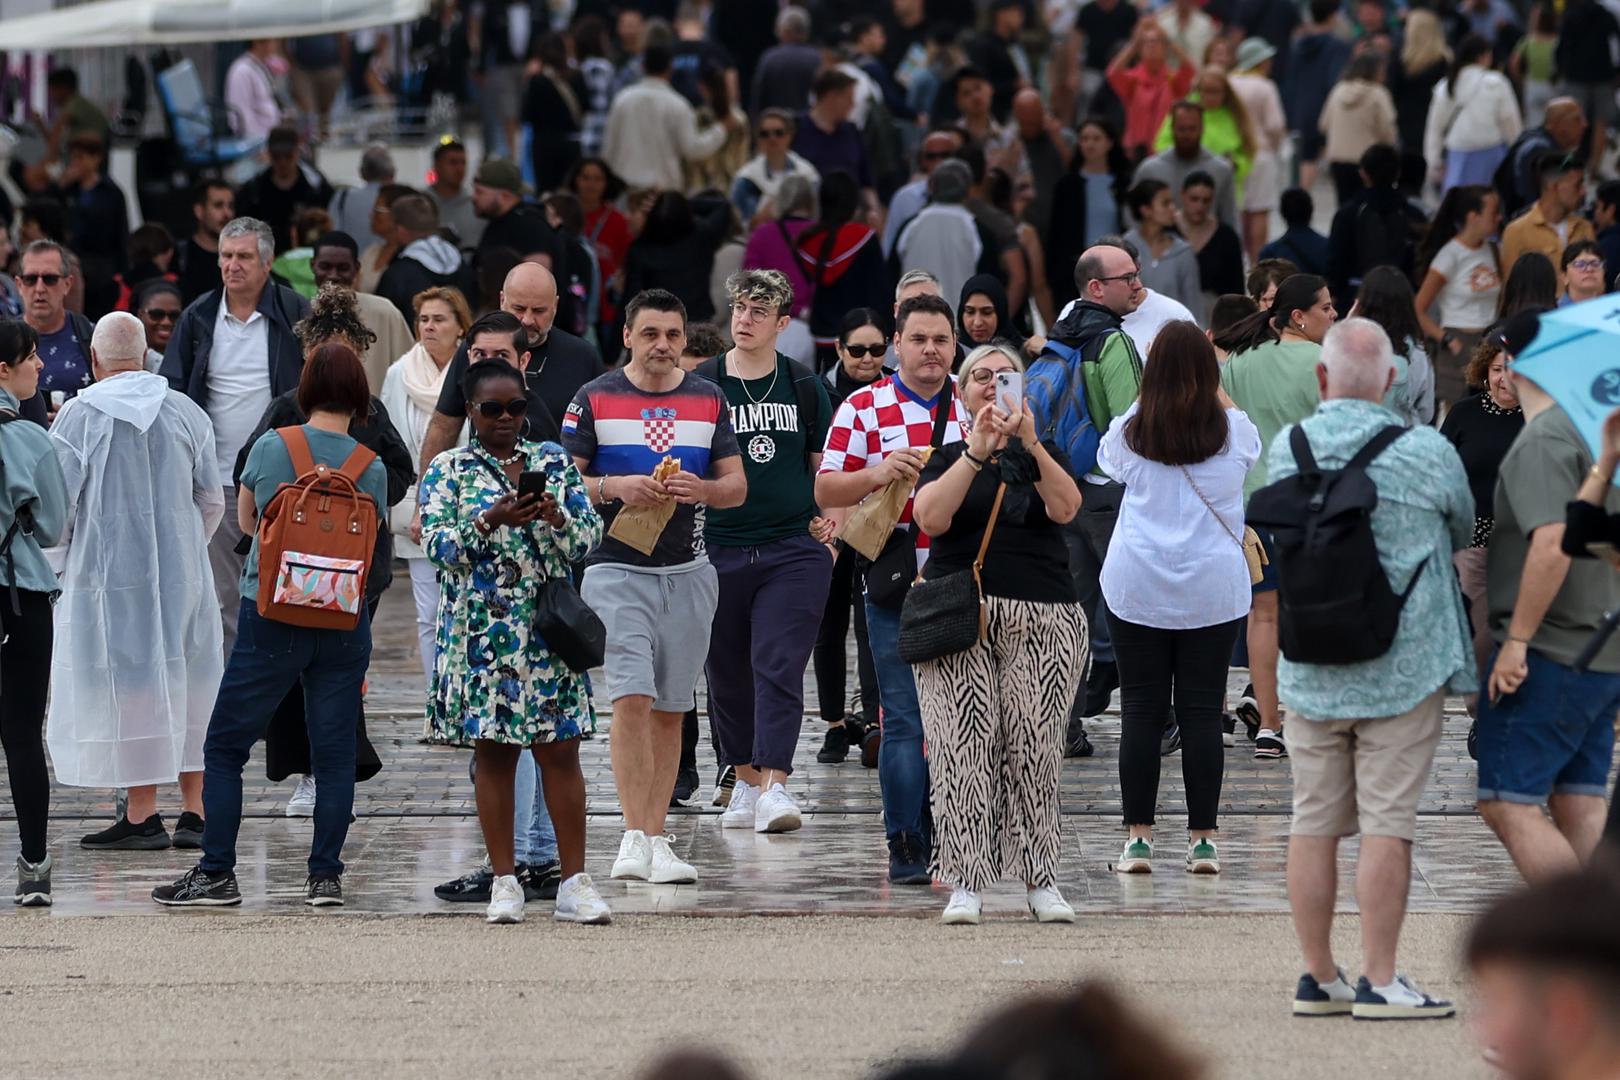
{"left": 17, "top": 239, "right": 94, "bottom": 426}
{"left": 730, "top": 109, "right": 821, "bottom": 226}
{"left": 883, "top": 129, "right": 965, "bottom": 258}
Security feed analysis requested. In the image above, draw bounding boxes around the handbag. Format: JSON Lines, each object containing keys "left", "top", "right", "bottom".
{"left": 1179, "top": 465, "right": 1267, "bottom": 586}
{"left": 897, "top": 480, "right": 1008, "bottom": 664}
{"left": 862, "top": 393, "right": 954, "bottom": 610}
{"left": 472, "top": 453, "right": 606, "bottom": 673}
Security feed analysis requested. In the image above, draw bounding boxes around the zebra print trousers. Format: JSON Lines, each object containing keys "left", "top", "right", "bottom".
{"left": 913, "top": 595, "right": 1089, "bottom": 892}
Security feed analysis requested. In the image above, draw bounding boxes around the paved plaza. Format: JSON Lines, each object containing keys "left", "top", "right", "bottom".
{"left": 3, "top": 579, "right": 1528, "bottom": 1077}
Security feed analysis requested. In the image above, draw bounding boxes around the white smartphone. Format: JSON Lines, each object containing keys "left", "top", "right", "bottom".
{"left": 994, "top": 370, "right": 1023, "bottom": 416}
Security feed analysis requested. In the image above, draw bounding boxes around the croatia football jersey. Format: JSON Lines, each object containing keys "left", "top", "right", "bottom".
{"left": 562, "top": 367, "right": 740, "bottom": 567}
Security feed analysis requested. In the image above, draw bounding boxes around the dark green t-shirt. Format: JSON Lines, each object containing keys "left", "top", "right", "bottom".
{"left": 704, "top": 352, "right": 832, "bottom": 547}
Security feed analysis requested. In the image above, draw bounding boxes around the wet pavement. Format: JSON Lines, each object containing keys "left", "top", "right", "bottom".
{"left": 6, "top": 579, "right": 1530, "bottom": 918}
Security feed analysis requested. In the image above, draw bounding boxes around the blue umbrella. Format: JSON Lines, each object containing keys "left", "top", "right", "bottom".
{"left": 1508, "top": 295, "right": 1620, "bottom": 465}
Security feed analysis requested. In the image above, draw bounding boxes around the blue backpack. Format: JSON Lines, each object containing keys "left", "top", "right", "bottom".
{"left": 1025, "top": 340, "right": 1100, "bottom": 478}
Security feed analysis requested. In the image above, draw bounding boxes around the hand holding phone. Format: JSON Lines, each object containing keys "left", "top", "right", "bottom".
{"left": 994, "top": 370, "right": 1023, "bottom": 417}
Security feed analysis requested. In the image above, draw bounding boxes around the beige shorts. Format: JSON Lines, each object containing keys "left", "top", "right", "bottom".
{"left": 1288, "top": 690, "right": 1445, "bottom": 841}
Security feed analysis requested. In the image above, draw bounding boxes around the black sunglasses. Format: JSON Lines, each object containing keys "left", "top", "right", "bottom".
{"left": 143, "top": 309, "right": 181, "bottom": 323}
{"left": 842, "top": 343, "right": 884, "bottom": 358}
{"left": 472, "top": 397, "right": 529, "bottom": 419}
{"left": 19, "top": 273, "right": 62, "bottom": 286}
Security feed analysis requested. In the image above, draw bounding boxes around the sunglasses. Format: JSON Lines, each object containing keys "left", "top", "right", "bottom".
{"left": 757, "top": 127, "right": 789, "bottom": 139}
{"left": 142, "top": 309, "right": 182, "bottom": 323}
{"left": 18, "top": 273, "right": 62, "bottom": 286}
{"left": 472, "top": 397, "right": 530, "bottom": 419}
{"left": 842, "top": 343, "right": 884, "bottom": 358}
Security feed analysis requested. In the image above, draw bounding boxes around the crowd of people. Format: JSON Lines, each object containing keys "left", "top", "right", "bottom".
{"left": 7, "top": 0, "right": 1620, "bottom": 1036}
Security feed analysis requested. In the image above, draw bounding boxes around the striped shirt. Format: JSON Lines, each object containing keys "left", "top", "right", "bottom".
{"left": 818, "top": 374, "right": 970, "bottom": 565}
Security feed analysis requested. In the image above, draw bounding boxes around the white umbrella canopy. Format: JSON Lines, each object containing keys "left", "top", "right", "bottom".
{"left": 0, "top": 0, "right": 428, "bottom": 49}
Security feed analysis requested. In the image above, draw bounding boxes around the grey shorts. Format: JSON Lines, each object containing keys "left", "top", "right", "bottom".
{"left": 485, "top": 64, "right": 525, "bottom": 123}
{"left": 1564, "top": 81, "right": 1618, "bottom": 128}
{"left": 581, "top": 561, "right": 719, "bottom": 712}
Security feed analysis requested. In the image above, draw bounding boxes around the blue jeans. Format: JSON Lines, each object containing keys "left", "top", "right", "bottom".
{"left": 201, "top": 600, "right": 370, "bottom": 878}
{"left": 865, "top": 599, "right": 929, "bottom": 843}
{"left": 512, "top": 751, "right": 558, "bottom": 864}
{"left": 1476, "top": 646, "right": 1620, "bottom": 804}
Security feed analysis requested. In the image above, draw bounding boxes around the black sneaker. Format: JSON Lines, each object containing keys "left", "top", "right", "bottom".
{"left": 817, "top": 723, "right": 851, "bottom": 764}
{"left": 1221, "top": 714, "right": 1237, "bottom": 748}
{"left": 1235, "top": 684, "right": 1261, "bottom": 742}
{"left": 1467, "top": 720, "right": 1478, "bottom": 761}
{"left": 860, "top": 726, "right": 882, "bottom": 769}
{"left": 152, "top": 865, "right": 241, "bottom": 906}
{"left": 305, "top": 875, "right": 343, "bottom": 907}
{"left": 82, "top": 813, "right": 171, "bottom": 851}
{"left": 887, "top": 832, "right": 932, "bottom": 885}
{"left": 1160, "top": 719, "right": 1182, "bottom": 756}
{"left": 521, "top": 859, "right": 561, "bottom": 901}
{"left": 171, "top": 812, "right": 205, "bottom": 850}
{"left": 671, "top": 765, "right": 700, "bottom": 806}
{"left": 711, "top": 765, "right": 737, "bottom": 808}
{"left": 433, "top": 866, "right": 494, "bottom": 903}
{"left": 1063, "top": 716, "right": 1094, "bottom": 758}
{"left": 1254, "top": 728, "right": 1287, "bottom": 760}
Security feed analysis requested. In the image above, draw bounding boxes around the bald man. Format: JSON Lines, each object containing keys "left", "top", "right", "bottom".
{"left": 1011, "top": 86, "right": 1074, "bottom": 241}
{"left": 1507, "top": 98, "right": 1589, "bottom": 216}
{"left": 418, "top": 261, "right": 605, "bottom": 473}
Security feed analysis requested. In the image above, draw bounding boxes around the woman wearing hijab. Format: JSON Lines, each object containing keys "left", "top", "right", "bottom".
{"left": 957, "top": 273, "right": 1011, "bottom": 350}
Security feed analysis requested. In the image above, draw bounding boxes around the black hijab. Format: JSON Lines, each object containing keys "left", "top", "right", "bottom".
{"left": 956, "top": 273, "right": 1011, "bottom": 347}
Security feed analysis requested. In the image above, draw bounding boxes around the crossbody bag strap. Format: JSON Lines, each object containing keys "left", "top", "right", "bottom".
{"left": 929, "top": 392, "right": 952, "bottom": 448}
{"left": 1179, "top": 464, "right": 1243, "bottom": 551}
{"left": 972, "top": 481, "right": 1009, "bottom": 573}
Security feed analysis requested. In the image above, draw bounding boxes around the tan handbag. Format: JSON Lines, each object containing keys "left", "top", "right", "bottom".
{"left": 1179, "top": 465, "right": 1268, "bottom": 586}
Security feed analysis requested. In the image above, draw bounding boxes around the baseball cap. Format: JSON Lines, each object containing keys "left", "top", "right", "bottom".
{"left": 474, "top": 158, "right": 524, "bottom": 196}
{"left": 1495, "top": 307, "right": 1547, "bottom": 357}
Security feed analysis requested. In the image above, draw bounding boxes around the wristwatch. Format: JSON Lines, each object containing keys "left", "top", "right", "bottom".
{"left": 473, "top": 511, "right": 493, "bottom": 536}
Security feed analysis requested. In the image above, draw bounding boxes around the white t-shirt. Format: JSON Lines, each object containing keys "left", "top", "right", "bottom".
{"left": 1056, "top": 289, "right": 1200, "bottom": 359}
{"left": 1429, "top": 238, "right": 1501, "bottom": 331}
{"left": 206, "top": 305, "right": 272, "bottom": 484}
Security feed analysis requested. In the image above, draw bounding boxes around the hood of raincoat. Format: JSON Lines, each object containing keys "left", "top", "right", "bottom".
{"left": 73, "top": 369, "right": 170, "bottom": 433}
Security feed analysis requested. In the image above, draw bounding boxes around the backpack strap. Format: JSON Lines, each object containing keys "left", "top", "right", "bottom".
{"left": 335, "top": 443, "right": 379, "bottom": 490}
{"left": 1288, "top": 426, "right": 1321, "bottom": 477}
{"left": 278, "top": 425, "right": 317, "bottom": 477}
{"left": 1347, "top": 425, "right": 1408, "bottom": 471}
{"left": 929, "top": 388, "right": 952, "bottom": 448}
{"left": 785, "top": 357, "right": 821, "bottom": 472}
{"left": 693, "top": 356, "right": 724, "bottom": 384}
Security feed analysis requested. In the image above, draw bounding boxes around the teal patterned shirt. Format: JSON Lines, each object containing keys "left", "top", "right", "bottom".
{"left": 1267, "top": 399, "right": 1477, "bottom": 721}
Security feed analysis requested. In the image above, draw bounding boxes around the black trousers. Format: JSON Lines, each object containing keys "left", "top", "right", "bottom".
{"left": 814, "top": 546, "right": 879, "bottom": 725}
{"left": 1113, "top": 616, "right": 1242, "bottom": 832}
{"left": 1, "top": 589, "right": 52, "bottom": 863}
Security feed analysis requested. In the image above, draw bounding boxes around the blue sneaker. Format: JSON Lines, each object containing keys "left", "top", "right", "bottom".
{"left": 1352, "top": 974, "right": 1455, "bottom": 1021}
{"left": 888, "top": 833, "right": 932, "bottom": 885}
{"left": 1293, "top": 968, "right": 1355, "bottom": 1016}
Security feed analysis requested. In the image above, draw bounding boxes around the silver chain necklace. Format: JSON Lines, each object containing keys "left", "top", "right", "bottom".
{"left": 733, "top": 354, "right": 779, "bottom": 405}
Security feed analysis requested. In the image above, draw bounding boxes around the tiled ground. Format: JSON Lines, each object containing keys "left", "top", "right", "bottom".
{"left": 4, "top": 578, "right": 1536, "bottom": 918}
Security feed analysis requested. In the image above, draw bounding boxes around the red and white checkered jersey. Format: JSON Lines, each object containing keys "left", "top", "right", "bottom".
{"left": 818, "top": 374, "right": 970, "bottom": 564}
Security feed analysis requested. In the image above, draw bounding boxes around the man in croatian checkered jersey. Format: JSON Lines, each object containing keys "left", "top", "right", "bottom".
{"left": 562, "top": 289, "right": 745, "bottom": 888}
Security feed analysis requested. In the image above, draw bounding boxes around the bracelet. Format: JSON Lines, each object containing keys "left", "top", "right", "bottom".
{"left": 962, "top": 450, "right": 987, "bottom": 472}
{"left": 1591, "top": 464, "right": 1614, "bottom": 484}
{"left": 597, "top": 476, "right": 610, "bottom": 503}
{"left": 1506, "top": 634, "right": 1532, "bottom": 645}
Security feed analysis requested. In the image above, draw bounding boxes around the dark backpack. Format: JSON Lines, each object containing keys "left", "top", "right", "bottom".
{"left": 693, "top": 354, "right": 823, "bottom": 471}
{"left": 1245, "top": 424, "right": 1427, "bottom": 665}
{"left": 1351, "top": 198, "right": 1416, "bottom": 283}
{"left": 0, "top": 408, "right": 37, "bottom": 615}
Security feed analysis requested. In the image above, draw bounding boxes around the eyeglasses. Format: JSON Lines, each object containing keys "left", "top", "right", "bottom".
{"left": 921, "top": 150, "right": 951, "bottom": 163}
{"left": 142, "top": 309, "right": 181, "bottom": 323}
{"left": 731, "top": 302, "right": 781, "bottom": 323}
{"left": 967, "top": 367, "right": 1013, "bottom": 385}
{"left": 842, "top": 343, "right": 884, "bottom": 358}
{"left": 757, "top": 127, "right": 788, "bottom": 139}
{"left": 472, "top": 397, "right": 530, "bottom": 419}
{"left": 18, "top": 273, "right": 62, "bottom": 287}
{"left": 1570, "top": 257, "right": 1606, "bottom": 272}
{"left": 1095, "top": 271, "right": 1142, "bottom": 285}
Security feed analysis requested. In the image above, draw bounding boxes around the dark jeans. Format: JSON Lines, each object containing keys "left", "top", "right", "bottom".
{"left": 1067, "top": 480, "right": 1123, "bottom": 717}
{"left": 705, "top": 535, "right": 834, "bottom": 774}
{"left": 264, "top": 593, "right": 384, "bottom": 783}
{"left": 201, "top": 599, "right": 371, "bottom": 878}
{"left": 1, "top": 589, "right": 52, "bottom": 864}
{"left": 1113, "top": 616, "right": 1242, "bottom": 832}
{"left": 815, "top": 545, "right": 879, "bottom": 725}
{"left": 866, "top": 598, "right": 929, "bottom": 842}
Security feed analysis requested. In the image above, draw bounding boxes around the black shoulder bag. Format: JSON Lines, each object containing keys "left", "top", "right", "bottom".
{"left": 863, "top": 396, "right": 953, "bottom": 610}
{"left": 897, "top": 480, "right": 1007, "bottom": 664}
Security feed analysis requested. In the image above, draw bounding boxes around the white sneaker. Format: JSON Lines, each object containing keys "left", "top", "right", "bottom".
{"left": 553, "top": 872, "right": 612, "bottom": 925}
{"left": 647, "top": 834, "right": 698, "bottom": 884}
{"left": 285, "top": 775, "right": 316, "bottom": 818}
{"left": 754, "top": 783, "right": 802, "bottom": 834}
{"left": 610, "top": 829, "right": 651, "bottom": 880}
{"left": 1027, "top": 885, "right": 1075, "bottom": 923}
{"left": 486, "top": 874, "right": 524, "bottom": 924}
{"left": 720, "top": 780, "right": 759, "bottom": 829}
{"left": 941, "top": 887, "right": 982, "bottom": 925}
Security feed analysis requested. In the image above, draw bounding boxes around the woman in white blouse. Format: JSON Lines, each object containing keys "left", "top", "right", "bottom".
{"left": 1098, "top": 321, "right": 1261, "bottom": 877}
{"left": 379, "top": 286, "right": 470, "bottom": 687}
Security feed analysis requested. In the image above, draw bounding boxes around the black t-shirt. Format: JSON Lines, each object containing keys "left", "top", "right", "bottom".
{"left": 434, "top": 326, "right": 603, "bottom": 434}
{"left": 1440, "top": 392, "right": 1525, "bottom": 523}
{"left": 175, "top": 238, "right": 222, "bottom": 305}
{"left": 915, "top": 440, "right": 1077, "bottom": 604}
{"left": 1077, "top": 0, "right": 1140, "bottom": 71}
{"left": 1191, "top": 223, "right": 1246, "bottom": 297}
{"left": 432, "top": 342, "right": 563, "bottom": 446}
{"left": 476, "top": 205, "right": 564, "bottom": 273}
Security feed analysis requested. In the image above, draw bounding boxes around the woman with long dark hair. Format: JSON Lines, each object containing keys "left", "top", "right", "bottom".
{"left": 1048, "top": 118, "right": 1132, "bottom": 312}
{"left": 1351, "top": 267, "right": 1435, "bottom": 426}
{"left": 1415, "top": 183, "right": 1502, "bottom": 407}
{"left": 1423, "top": 34, "right": 1523, "bottom": 192}
{"left": 1101, "top": 322, "right": 1260, "bottom": 875}
{"left": 1497, "top": 251, "right": 1559, "bottom": 317}
{"left": 796, "top": 170, "right": 889, "bottom": 372}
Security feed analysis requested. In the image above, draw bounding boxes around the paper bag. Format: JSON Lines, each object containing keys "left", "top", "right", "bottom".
{"left": 837, "top": 476, "right": 915, "bottom": 561}
{"left": 606, "top": 455, "right": 680, "bottom": 556}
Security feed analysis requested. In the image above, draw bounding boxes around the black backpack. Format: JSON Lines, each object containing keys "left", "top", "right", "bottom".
{"left": 1245, "top": 424, "right": 1427, "bottom": 665}
{"left": 0, "top": 408, "right": 37, "bottom": 615}
{"left": 1351, "top": 198, "right": 1416, "bottom": 283}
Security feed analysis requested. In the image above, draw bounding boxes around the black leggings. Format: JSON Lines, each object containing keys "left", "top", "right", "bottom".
{"left": 1113, "top": 616, "right": 1241, "bottom": 832}
{"left": 814, "top": 546, "right": 879, "bottom": 725}
{"left": 2, "top": 589, "right": 52, "bottom": 863}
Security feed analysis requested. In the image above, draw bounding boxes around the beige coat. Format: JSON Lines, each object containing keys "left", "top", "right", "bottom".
{"left": 1318, "top": 80, "right": 1399, "bottom": 166}
{"left": 356, "top": 290, "right": 416, "bottom": 395}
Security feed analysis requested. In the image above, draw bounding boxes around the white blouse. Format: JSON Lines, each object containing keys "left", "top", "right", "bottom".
{"left": 1097, "top": 404, "right": 1262, "bottom": 630}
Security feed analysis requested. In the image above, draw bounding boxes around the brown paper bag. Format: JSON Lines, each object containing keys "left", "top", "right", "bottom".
{"left": 836, "top": 476, "right": 914, "bottom": 561}
{"left": 607, "top": 499, "right": 678, "bottom": 555}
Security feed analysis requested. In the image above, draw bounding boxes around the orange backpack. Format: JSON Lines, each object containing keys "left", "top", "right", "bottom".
{"left": 254, "top": 425, "right": 379, "bottom": 630}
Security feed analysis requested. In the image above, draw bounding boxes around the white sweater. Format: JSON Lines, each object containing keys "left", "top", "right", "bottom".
{"left": 1423, "top": 65, "right": 1523, "bottom": 170}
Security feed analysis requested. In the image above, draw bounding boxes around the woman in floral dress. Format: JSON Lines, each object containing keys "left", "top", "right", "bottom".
{"left": 421, "top": 360, "right": 609, "bottom": 926}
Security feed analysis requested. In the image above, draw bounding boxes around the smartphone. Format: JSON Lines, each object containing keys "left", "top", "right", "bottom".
{"left": 994, "top": 370, "right": 1023, "bottom": 416}
{"left": 517, "top": 470, "right": 549, "bottom": 503}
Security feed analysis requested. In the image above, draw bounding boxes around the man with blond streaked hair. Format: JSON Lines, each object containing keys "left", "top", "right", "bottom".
{"left": 47, "top": 309, "right": 225, "bottom": 853}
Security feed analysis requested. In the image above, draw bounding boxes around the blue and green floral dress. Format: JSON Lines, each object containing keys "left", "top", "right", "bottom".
{"left": 422, "top": 439, "right": 603, "bottom": 746}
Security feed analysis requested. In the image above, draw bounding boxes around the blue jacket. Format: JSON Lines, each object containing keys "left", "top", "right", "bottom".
{"left": 159, "top": 284, "right": 310, "bottom": 412}
{"left": 1259, "top": 226, "right": 1332, "bottom": 277}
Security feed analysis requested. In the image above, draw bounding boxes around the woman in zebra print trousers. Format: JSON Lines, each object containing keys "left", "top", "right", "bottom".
{"left": 911, "top": 344, "right": 1089, "bottom": 925}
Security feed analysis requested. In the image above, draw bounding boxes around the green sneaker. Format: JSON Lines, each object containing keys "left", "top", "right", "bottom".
{"left": 1117, "top": 838, "right": 1152, "bottom": 874}
{"left": 1187, "top": 839, "right": 1220, "bottom": 875}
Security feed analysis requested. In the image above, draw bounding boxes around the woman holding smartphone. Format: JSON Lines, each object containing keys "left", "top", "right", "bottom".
{"left": 419, "top": 360, "right": 608, "bottom": 926}
{"left": 910, "top": 343, "right": 1087, "bottom": 926}
{"left": 1099, "top": 321, "right": 1260, "bottom": 876}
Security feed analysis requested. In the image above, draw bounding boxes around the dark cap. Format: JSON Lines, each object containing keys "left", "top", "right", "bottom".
{"left": 1495, "top": 307, "right": 1548, "bottom": 356}
{"left": 473, "top": 158, "right": 524, "bottom": 196}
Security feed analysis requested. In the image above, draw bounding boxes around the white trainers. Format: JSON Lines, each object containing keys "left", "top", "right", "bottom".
{"left": 754, "top": 783, "right": 802, "bottom": 834}
{"left": 610, "top": 829, "right": 651, "bottom": 880}
{"left": 285, "top": 775, "right": 316, "bottom": 818}
{"left": 647, "top": 834, "right": 698, "bottom": 884}
{"left": 720, "top": 780, "right": 759, "bottom": 829}
{"left": 486, "top": 874, "right": 524, "bottom": 924}
{"left": 941, "top": 887, "right": 982, "bottom": 925}
{"left": 553, "top": 872, "right": 612, "bottom": 925}
{"left": 1027, "top": 885, "right": 1076, "bottom": 923}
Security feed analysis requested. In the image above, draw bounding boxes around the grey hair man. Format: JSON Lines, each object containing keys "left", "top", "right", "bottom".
{"left": 328, "top": 143, "right": 396, "bottom": 240}
{"left": 160, "top": 215, "right": 311, "bottom": 650}
{"left": 16, "top": 238, "right": 94, "bottom": 425}
{"left": 49, "top": 309, "right": 225, "bottom": 852}
{"left": 1269, "top": 316, "right": 1474, "bottom": 1021}
{"left": 895, "top": 161, "right": 984, "bottom": 311}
